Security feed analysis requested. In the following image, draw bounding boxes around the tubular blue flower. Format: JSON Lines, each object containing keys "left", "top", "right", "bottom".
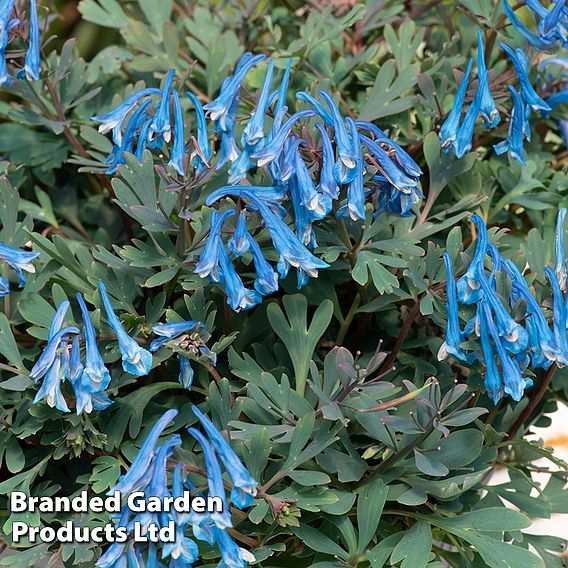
{"left": 215, "top": 82, "right": 241, "bottom": 169}
{"left": 33, "top": 346, "right": 70, "bottom": 412}
{"left": 30, "top": 326, "right": 79, "bottom": 382}
{"left": 242, "top": 60, "right": 274, "bottom": 148}
{"left": 0, "top": 276, "right": 9, "bottom": 297}
{"left": 97, "top": 282, "right": 152, "bottom": 377}
{"left": 545, "top": 266, "right": 568, "bottom": 363}
{"left": 0, "top": 18, "right": 18, "bottom": 87}
{"left": 111, "top": 409, "right": 178, "bottom": 495}
{"left": 294, "top": 149, "right": 320, "bottom": 213}
{"left": 315, "top": 123, "right": 339, "bottom": 199}
{"left": 67, "top": 334, "right": 83, "bottom": 382}
{"left": 168, "top": 91, "right": 186, "bottom": 176}
{"left": 482, "top": 302, "right": 532, "bottom": 401}
{"left": 134, "top": 118, "right": 151, "bottom": 162}
{"left": 195, "top": 209, "right": 236, "bottom": 281}
{"left": 289, "top": 175, "right": 317, "bottom": 248}
{"left": 545, "top": 89, "right": 568, "bottom": 114}
{"left": 319, "top": 91, "right": 357, "bottom": 177}
{"left": 274, "top": 58, "right": 292, "bottom": 116}
{"left": 178, "top": 355, "right": 194, "bottom": 390}
{"left": 76, "top": 292, "right": 112, "bottom": 392}
{"left": 246, "top": 234, "right": 279, "bottom": 296}
{"left": 20, "top": 0, "right": 41, "bottom": 81}
{"left": 355, "top": 121, "right": 422, "bottom": 178}
{"left": 539, "top": 0, "right": 567, "bottom": 41}
{"left": 360, "top": 135, "right": 419, "bottom": 192}
{"left": 72, "top": 374, "right": 113, "bottom": 415}
{"left": 192, "top": 406, "right": 258, "bottom": 509}
{"left": 207, "top": 187, "right": 329, "bottom": 278}
{"left": 439, "top": 58, "right": 474, "bottom": 150}
{"left": 0, "top": 243, "right": 40, "bottom": 287}
{"left": 0, "top": 0, "right": 16, "bottom": 26}
{"left": 555, "top": 208, "right": 567, "bottom": 291}
{"left": 476, "top": 30, "right": 500, "bottom": 128}
{"left": 499, "top": 43, "right": 551, "bottom": 112}
{"left": 215, "top": 527, "right": 256, "bottom": 568}
{"left": 187, "top": 92, "right": 212, "bottom": 173}
{"left": 92, "top": 88, "right": 161, "bottom": 145}
{"left": 453, "top": 88, "right": 481, "bottom": 159}
{"left": 228, "top": 213, "right": 250, "bottom": 257}
{"left": 295, "top": 92, "right": 334, "bottom": 126}
{"left": 150, "top": 320, "right": 203, "bottom": 352}
{"left": 503, "top": 0, "right": 555, "bottom": 50}
{"left": 438, "top": 253, "right": 473, "bottom": 362}
{"left": 251, "top": 110, "right": 315, "bottom": 166}
{"left": 373, "top": 178, "right": 424, "bottom": 218}
{"left": 187, "top": 427, "right": 232, "bottom": 529}
{"left": 477, "top": 303, "right": 503, "bottom": 403}
{"left": 217, "top": 243, "right": 262, "bottom": 311}
{"left": 269, "top": 135, "right": 304, "bottom": 183}
{"left": 204, "top": 53, "right": 266, "bottom": 131}
{"left": 149, "top": 68, "right": 176, "bottom": 143}
{"left": 338, "top": 118, "right": 365, "bottom": 221}
{"left": 456, "top": 214, "right": 488, "bottom": 304}
{"left": 228, "top": 147, "right": 252, "bottom": 183}
{"left": 494, "top": 86, "right": 527, "bottom": 164}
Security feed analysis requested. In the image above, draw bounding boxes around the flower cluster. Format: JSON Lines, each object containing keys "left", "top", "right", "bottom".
{"left": 98, "top": 407, "right": 257, "bottom": 568}
{"left": 439, "top": 210, "right": 568, "bottom": 403}
{"left": 30, "top": 282, "right": 152, "bottom": 413}
{"left": 0, "top": 242, "right": 40, "bottom": 296}
{"left": 1, "top": 0, "right": 41, "bottom": 86}
{"left": 504, "top": 0, "right": 568, "bottom": 52}
{"left": 150, "top": 320, "right": 216, "bottom": 390}
{"left": 440, "top": 30, "right": 551, "bottom": 164}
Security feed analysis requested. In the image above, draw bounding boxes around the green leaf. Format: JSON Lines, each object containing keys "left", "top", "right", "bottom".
{"left": 292, "top": 525, "right": 348, "bottom": 559}
{"left": 267, "top": 295, "right": 333, "bottom": 395}
{"left": 0, "top": 313, "right": 25, "bottom": 371}
{"left": 359, "top": 60, "right": 417, "bottom": 121}
{"left": 357, "top": 479, "right": 388, "bottom": 551}
{"left": 390, "top": 521, "right": 432, "bottom": 568}
{"left": 78, "top": 0, "right": 128, "bottom": 28}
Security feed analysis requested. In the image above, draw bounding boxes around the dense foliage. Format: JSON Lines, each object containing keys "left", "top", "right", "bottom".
{"left": 0, "top": 0, "right": 568, "bottom": 567}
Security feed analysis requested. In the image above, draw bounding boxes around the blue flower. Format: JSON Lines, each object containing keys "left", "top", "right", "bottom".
{"left": 452, "top": 87, "right": 481, "bottom": 159}
{"left": 112, "top": 409, "right": 178, "bottom": 495}
{"left": 98, "top": 282, "right": 152, "bottom": 377}
{"left": 439, "top": 58, "right": 474, "bottom": 150}
{"left": 76, "top": 292, "right": 112, "bottom": 392}
{"left": 456, "top": 214, "right": 488, "bottom": 304}
{"left": 228, "top": 147, "right": 253, "bottom": 183}
{"left": 217, "top": 243, "right": 262, "bottom": 311}
{"left": 149, "top": 68, "right": 176, "bottom": 143}
{"left": 195, "top": 209, "right": 236, "bottom": 281}
{"left": 438, "top": 253, "right": 473, "bottom": 362}
{"left": 500, "top": 43, "right": 551, "bottom": 111}
{"left": 204, "top": 53, "right": 266, "bottom": 131}
{"left": 242, "top": 60, "right": 274, "bottom": 148}
{"left": 539, "top": 0, "right": 568, "bottom": 43}
{"left": 0, "top": 18, "right": 18, "bottom": 87}
{"left": 503, "top": 0, "right": 557, "bottom": 50}
{"left": 0, "top": 0, "right": 16, "bottom": 26}
{"left": 295, "top": 91, "right": 334, "bottom": 126}
{"left": 315, "top": 123, "right": 339, "bottom": 199}
{"left": 178, "top": 355, "right": 194, "bottom": 390}
{"left": 215, "top": 81, "right": 241, "bottom": 169}
{"left": 150, "top": 320, "right": 204, "bottom": 352}
{"left": 73, "top": 375, "right": 113, "bottom": 415}
{"left": 92, "top": 88, "right": 161, "bottom": 145}
{"left": 555, "top": 208, "right": 567, "bottom": 290}
{"left": 476, "top": 30, "right": 500, "bottom": 128}
{"left": 355, "top": 121, "right": 422, "bottom": 178}
{"left": 360, "top": 134, "right": 419, "bottom": 191}
{"left": 187, "top": 92, "right": 213, "bottom": 173}
{"left": 0, "top": 243, "right": 40, "bottom": 287}
{"left": 206, "top": 187, "right": 329, "bottom": 280}
{"left": 215, "top": 527, "right": 256, "bottom": 568}
{"left": 17, "top": 0, "right": 40, "bottom": 81}
{"left": 168, "top": 90, "right": 186, "bottom": 176}
{"left": 337, "top": 118, "right": 365, "bottom": 221}
{"left": 187, "top": 426, "right": 232, "bottom": 529}
{"left": 34, "top": 347, "right": 70, "bottom": 412}
{"left": 192, "top": 406, "right": 258, "bottom": 509}
{"left": 482, "top": 302, "right": 533, "bottom": 401}
{"left": 478, "top": 303, "right": 503, "bottom": 404}
{"left": 251, "top": 110, "right": 315, "bottom": 166}
{"left": 228, "top": 213, "right": 250, "bottom": 257}
{"left": 494, "top": 86, "right": 527, "bottom": 164}
{"left": 274, "top": 58, "right": 292, "bottom": 115}
{"left": 545, "top": 266, "right": 568, "bottom": 363}
{"left": 0, "top": 276, "right": 9, "bottom": 297}
{"left": 246, "top": 234, "right": 279, "bottom": 296}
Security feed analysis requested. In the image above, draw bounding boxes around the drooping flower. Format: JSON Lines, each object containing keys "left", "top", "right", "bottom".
{"left": 76, "top": 292, "right": 112, "bottom": 392}
{"left": 494, "top": 86, "right": 528, "bottom": 164}
{"left": 228, "top": 213, "right": 250, "bottom": 257}
{"left": 192, "top": 406, "right": 258, "bottom": 509}
{"left": 149, "top": 68, "right": 176, "bottom": 143}
{"left": 456, "top": 214, "right": 489, "bottom": 304}
{"left": 98, "top": 282, "right": 152, "bottom": 377}
{"left": 187, "top": 91, "right": 213, "bottom": 174}
{"left": 0, "top": 18, "right": 18, "bottom": 87}
{"left": 476, "top": 30, "right": 500, "bottom": 128}
{"left": 112, "top": 409, "right": 178, "bottom": 495}
{"left": 247, "top": 233, "right": 279, "bottom": 296}
{"left": 214, "top": 526, "right": 256, "bottom": 568}
{"left": 555, "top": 208, "right": 567, "bottom": 291}
{"left": 296, "top": 91, "right": 334, "bottom": 126}
{"left": 0, "top": 276, "right": 9, "bottom": 297}
{"left": 168, "top": 90, "right": 186, "bottom": 176}
{"left": 315, "top": 123, "right": 339, "bottom": 199}
{"left": 18, "top": 0, "right": 40, "bottom": 81}
{"left": 439, "top": 58, "right": 474, "bottom": 150}
{"left": 274, "top": 57, "right": 292, "bottom": 115}
{"left": 500, "top": 43, "right": 551, "bottom": 111}
{"left": 241, "top": 59, "right": 274, "bottom": 148}
{"left": 0, "top": 243, "right": 40, "bottom": 288}
{"left": 453, "top": 87, "right": 482, "bottom": 159}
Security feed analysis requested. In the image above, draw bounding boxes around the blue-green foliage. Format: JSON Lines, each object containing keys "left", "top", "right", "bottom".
{"left": 0, "top": 1, "right": 567, "bottom": 567}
